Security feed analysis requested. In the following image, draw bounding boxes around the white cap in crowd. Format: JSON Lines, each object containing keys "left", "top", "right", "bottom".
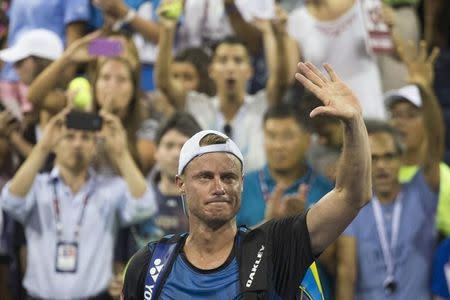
{"left": 178, "top": 130, "right": 244, "bottom": 175}
{"left": 0, "top": 28, "right": 63, "bottom": 63}
{"left": 384, "top": 84, "right": 422, "bottom": 108}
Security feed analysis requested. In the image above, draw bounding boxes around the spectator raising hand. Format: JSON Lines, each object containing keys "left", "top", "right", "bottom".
{"left": 395, "top": 37, "right": 440, "bottom": 88}
{"left": 93, "top": 0, "right": 129, "bottom": 20}
{"left": 265, "top": 184, "right": 308, "bottom": 220}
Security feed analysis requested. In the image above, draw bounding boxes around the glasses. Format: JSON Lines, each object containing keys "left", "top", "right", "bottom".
{"left": 371, "top": 152, "right": 399, "bottom": 163}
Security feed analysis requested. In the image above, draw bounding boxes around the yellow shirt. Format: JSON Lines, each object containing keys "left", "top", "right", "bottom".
{"left": 399, "top": 163, "right": 450, "bottom": 236}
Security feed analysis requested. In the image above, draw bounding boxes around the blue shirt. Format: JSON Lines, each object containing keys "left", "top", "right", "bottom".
{"left": 132, "top": 170, "right": 188, "bottom": 249}
{"left": 344, "top": 171, "right": 438, "bottom": 300}
{"left": 237, "top": 165, "right": 333, "bottom": 227}
{"left": 1, "top": 167, "right": 157, "bottom": 299}
{"left": 0, "top": 0, "right": 90, "bottom": 81}
{"left": 161, "top": 255, "right": 241, "bottom": 299}
{"left": 432, "top": 238, "right": 450, "bottom": 299}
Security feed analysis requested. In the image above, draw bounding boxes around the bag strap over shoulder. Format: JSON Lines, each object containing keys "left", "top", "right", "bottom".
{"left": 144, "top": 233, "right": 187, "bottom": 300}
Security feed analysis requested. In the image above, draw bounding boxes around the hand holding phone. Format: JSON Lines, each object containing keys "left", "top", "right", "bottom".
{"left": 66, "top": 111, "right": 103, "bottom": 131}
{"left": 88, "top": 38, "right": 124, "bottom": 57}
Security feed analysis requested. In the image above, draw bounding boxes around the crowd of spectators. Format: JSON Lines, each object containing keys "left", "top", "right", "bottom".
{"left": 0, "top": 0, "right": 449, "bottom": 299}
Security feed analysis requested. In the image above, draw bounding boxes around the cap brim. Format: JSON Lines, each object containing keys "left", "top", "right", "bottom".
{"left": 0, "top": 47, "right": 29, "bottom": 63}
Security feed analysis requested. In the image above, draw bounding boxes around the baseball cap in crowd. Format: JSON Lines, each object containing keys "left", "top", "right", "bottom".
{"left": 0, "top": 29, "right": 63, "bottom": 63}
{"left": 178, "top": 130, "right": 244, "bottom": 175}
{"left": 384, "top": 84, "right": 422, "bottom": 108}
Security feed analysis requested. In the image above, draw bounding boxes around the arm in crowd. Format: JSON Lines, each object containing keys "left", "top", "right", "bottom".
{"left": 252, "top": 19, "right": 280, "bottom": 105}
{"left": 224, "top": 0, "right": 262, "bottom": 56}
{"left": 272, "top": 5, "right": 300, "bottom": 88}
{"left": 8, "top": 108, "right": 71, "bottom": 197}
{"left": 93, "top": 0, "right": 160, "bottom": 43}
{"left": 335, "top": 236, "right": 357, "bottom": 299}
{"left": 154, "top": 16, "right": 186, "bottom": 110}
{"left": 65, "top": 21, "right": 87, "bottom": 82}
{"left": 424, "top": 0, "right": 445, "bottom": 48}
{"left": 397, "top": 37, "right": 443, "bottom": 192}
{"left": 0, "top": 111, "right": 33, "bottom": 158}
{"left": 99, "top": 111, "right": 148, "bottom": 198}
{"left": 295, "top": 62, "right": 372, "bottom": 255}
{"left": 27, "top": 31, "right": 102, "bottom": 110}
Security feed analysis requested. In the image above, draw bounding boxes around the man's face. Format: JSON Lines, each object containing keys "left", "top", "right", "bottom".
{"left": 209, "top": 43, "right": 252, "bottom": 97}
{"left": 369, "top": 132, "right": 401, "bottom": 196}
{"left": 155, "top": 129, "right": 189, "bottom": 181}
{"left": 54, "top": 129, "right": 96, "bottom": 172}
{"left": 176, "top": 152, "right": 243, "bottom": 228}
{"left": 264, "top": 117, "right": 310, "bottom": 172}
{"left": 388, "top": 101, "right": 424, "bottom": 151}
{"left": 170, "top": 62, "right": 200, "bottom": 93}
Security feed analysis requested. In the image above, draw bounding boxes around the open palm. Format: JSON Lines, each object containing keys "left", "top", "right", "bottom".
{"left": 295, "top": 62, "right": 362, "bottom": 121}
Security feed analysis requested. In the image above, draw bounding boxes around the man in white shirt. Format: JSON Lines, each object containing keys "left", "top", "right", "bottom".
{"left": 156, "top": 16, "right": 282, "bottom": 172}
{"left": 1, "top": 108, "right": 157, "bottom": 299}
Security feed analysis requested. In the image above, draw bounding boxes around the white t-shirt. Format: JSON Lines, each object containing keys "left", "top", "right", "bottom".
{"left": 134, "top": 0, "right": 236, "bottom": 62}
{"left": 185, "top": 90, "right": 267, "bottom": 172}
{"left": 176, "top": 0, "right": 235, "bottom": 51}
{"left": 288, "top": 2, "right": 386, "bottom": 119}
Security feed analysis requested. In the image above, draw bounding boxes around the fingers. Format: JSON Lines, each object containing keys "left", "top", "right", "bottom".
{"left": 427, "top": 46, "right": 440, "bottom": 65}
{"left": 305, "top": 62, "right": 329, "bottom": 83}
{"left": 100, "top": 93, "right": 114, "bottom": 113}
{"left": 297, "top": 183, "right": 309, "bottom": 201}
{"left": 323, "top": 63, "right": 339, "bottom": 82}
{"left": 296, "top": 62, "right": 327, "bottom": 88}
{"left": 268, "top": 184, "right": 285, "bottom": 203}
{"left": 310, "top": 106, "right": 335, "bottom": 118}
{"left": 418, "top": 40, "right": 427, "bottom": 62}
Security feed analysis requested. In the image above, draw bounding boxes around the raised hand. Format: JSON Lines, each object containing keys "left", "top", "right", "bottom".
{"left": 295, "top": 62, "right": 362, "bottom": 122}
{"left": 272, "top": 4, "right": 288, "bottom": 34}
{"left": 38, "top": 106, "right": 72, "bottom": 152}
{"left": 93, "top": 0, "right": 128, "bottom": 19}
{"left": 252, "top": 18, "right": 273, "bottom": 34}
{"left": 283, "top": 184, "right": 308, "bottom": 217}
{"left": 265, "top": 185, "right": 286, "bottom": 220}
{"left": 395, "top": 37, "right": 440, "bottom": 88}
{"left": 63, "top": 31, "right": 103, "bottom": 64}
{"left": 0, "top": 110, "right": 19, "bottom": 137}
{"left": 98, "top": 110, "right": 128, "bottom": 159}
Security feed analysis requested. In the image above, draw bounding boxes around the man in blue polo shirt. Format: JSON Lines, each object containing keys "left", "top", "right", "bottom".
{"left": 237, "top": 102, "right": 333, "bottom": 226}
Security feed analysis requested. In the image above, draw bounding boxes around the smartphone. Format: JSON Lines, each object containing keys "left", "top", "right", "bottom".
{"left": 66, "top": 111, "right": 103, "bottom": 131}
{"left": 88, "top": 38, "right": 123, "bottom": 57}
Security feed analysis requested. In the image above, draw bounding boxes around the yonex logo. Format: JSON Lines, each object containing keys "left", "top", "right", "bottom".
{"left": 149, "top": 258, "right": 164, "bottom": 282}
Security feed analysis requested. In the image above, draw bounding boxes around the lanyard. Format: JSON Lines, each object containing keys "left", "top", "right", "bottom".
{"left": 51, "top": 180, "right": 92, "bottom": 241}
{"left": 371, "top": 193, "right": 403, "bottom": 281}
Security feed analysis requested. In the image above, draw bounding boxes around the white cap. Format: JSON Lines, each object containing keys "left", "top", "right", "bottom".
{"left": 384, "top": 84, "right": 422, "bottom": 108}
{"left": 0, "top": 29, "right": 63, "bottom": 63}
{"left": 178, "top": 130, "right": 244, "bottom": 175}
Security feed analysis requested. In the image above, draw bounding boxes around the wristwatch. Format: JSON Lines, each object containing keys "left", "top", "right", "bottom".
{"left": 112, "top": 8, "right": 137, "bottom": 32}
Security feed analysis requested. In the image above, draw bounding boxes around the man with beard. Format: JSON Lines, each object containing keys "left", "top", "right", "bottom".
{"left": 122, "top": 62, "right": 373, "bottom": 299}
{"left": 1, "top": 108, "right": 157, "bottom": 299}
